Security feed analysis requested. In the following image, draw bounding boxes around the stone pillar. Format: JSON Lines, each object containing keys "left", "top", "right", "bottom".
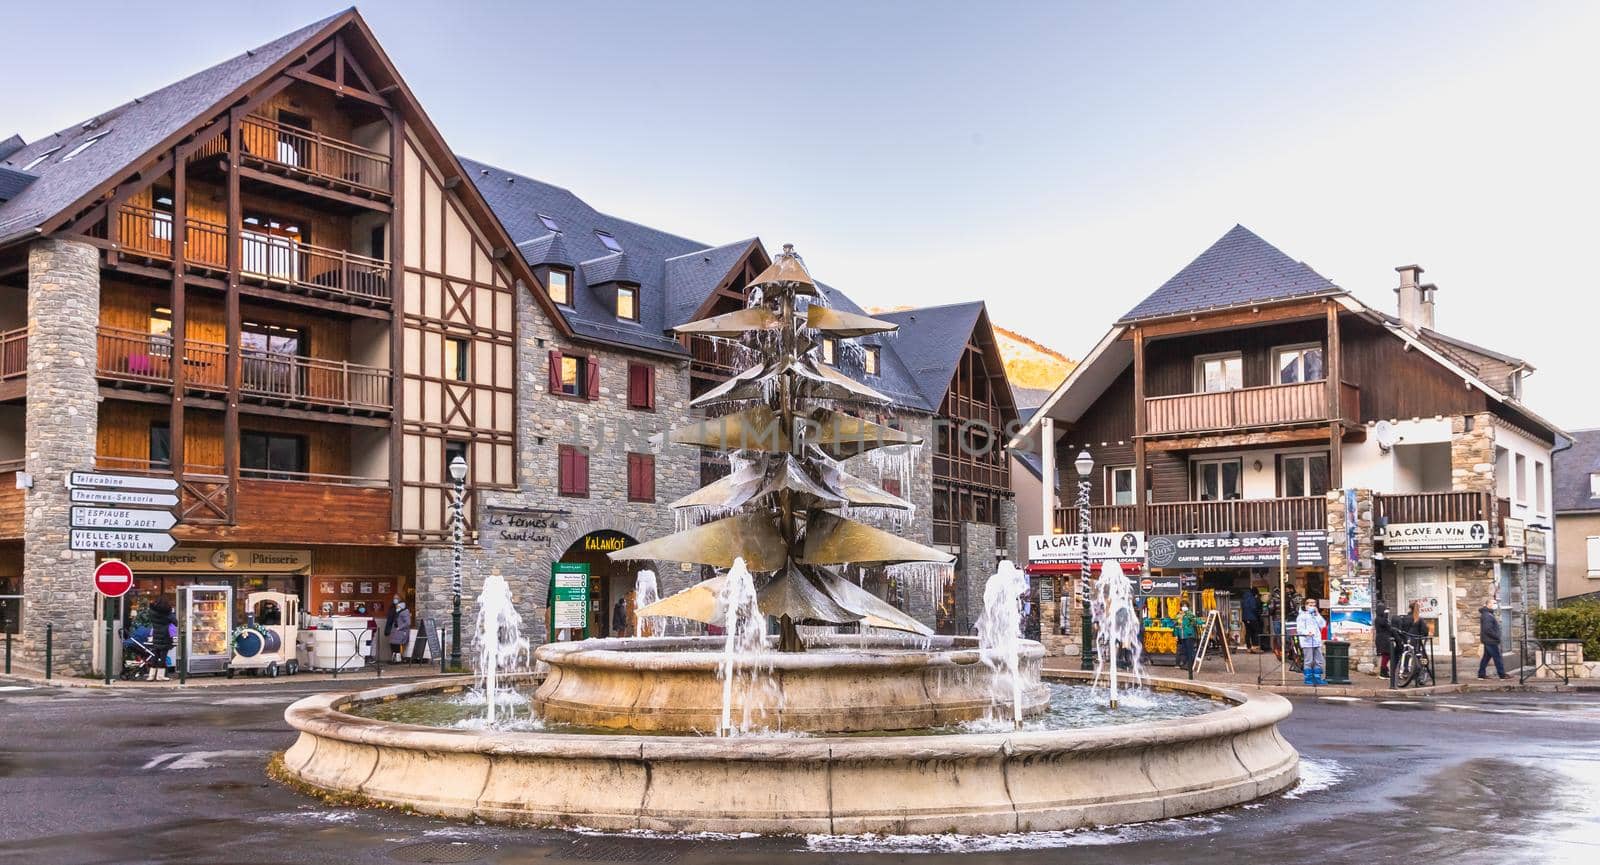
{"left": 957, "top": 520, "right": 998, "bottom": 634}
{"left": 1326, "top": 488, "right": 1378, "bottom": 673}
{"left": 999, "top": 496, "right": 1019, "bottom": 564}
{"left": 21, "top": 239, "right": 100, "bottom": 674}
{"left": 1450, "top": 412, "right": 1496, "bottom": 493}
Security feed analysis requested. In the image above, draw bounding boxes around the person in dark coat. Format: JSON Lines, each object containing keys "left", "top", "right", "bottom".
{"left": 1478, "top": 597, "right": 1508, "bottom": 679}
{"left": 145, "top": 597, "right": 175, "bottom": 681}
{"left": 1374, "top": 605, "right": 1395, "bottom": 679}
{"left": 1241, "top": 589, "right": 1261, "bottom": 653}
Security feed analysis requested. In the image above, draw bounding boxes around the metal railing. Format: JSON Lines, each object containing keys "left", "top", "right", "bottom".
{"left": 240, "top": 115, "right": 391, "bottom": 194}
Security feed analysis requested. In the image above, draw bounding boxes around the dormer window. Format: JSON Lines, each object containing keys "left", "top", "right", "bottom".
{"left": 538, "top": 213, "right": 560, "bottom": 232}
{"left": 21, "top": 147, "right": 60, "bottom": 171}
{"left": 546, "top": 269, "right": 572, "bottom": 306}
{"left": 59, "top": 133, "right": 108, "bottom": 162}
{"left": 863, "top": 345, "right": 880, "bottom": 376}
{"left": 616, "top": 286, "right": 639, "bottom": 321}
{"left": 821, "top": 338, "right": 837, "bottom": 365}
{"left": 1591, "top": 471, "right": 1600, "bottom": 498}
{"left": 596, "top": 231, "right": 622, "bottom": 253}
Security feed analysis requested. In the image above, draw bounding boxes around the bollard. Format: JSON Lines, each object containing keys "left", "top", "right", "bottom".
{"left": 1450, "top": 635, "right": 1458, "bottom": 685}
{"left": 178, "top": 631, "right": 187, "bottom": 685}
{"left": 44, "top": 624, "right": 52, "bottom": 680}
{"left": 439, "top": 626, "right": 447, "bottom": 674}
{"left": 373, "top": 623, "right": 382, "bottom": 678}
{"left": 4, "top": 630, "right": 10, "bottom": 675}
{"left": 103, "top": 599, "right": 114, "bottom": 686}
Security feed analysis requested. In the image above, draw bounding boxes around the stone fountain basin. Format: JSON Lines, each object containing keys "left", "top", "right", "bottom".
{"left": 533, "top": 635, "right": 1050, "bottom": 733}
{"left": 280, "top": 671, "right": 1299, "bottom": 835}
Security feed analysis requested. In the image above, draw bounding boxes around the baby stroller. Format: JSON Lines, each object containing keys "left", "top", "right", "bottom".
{"left": 120, "top": 626, "right": 167, "bottom": 681}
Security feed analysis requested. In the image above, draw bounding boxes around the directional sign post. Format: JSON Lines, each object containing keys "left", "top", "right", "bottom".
{"left": 71, "top": 530, "right": 177, "bottom": 553}
{"left": 71, "top": 507, "right": 178, "bottom": 532}
{"left": 67, "top": 471, "right": 182, "bottom": 555}
{"left": 69, "top": 488, "right": 180, "bottom": 507}
{"left": 67, "top": 472, "right": 180, "bottom": 492}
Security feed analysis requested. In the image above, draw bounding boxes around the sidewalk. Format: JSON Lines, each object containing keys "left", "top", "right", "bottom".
{"left": 1042, "top": 653, "right": 1600, "bottom": 698}
{"left": 1, "top": 661, "right": 467, "bottom": 690}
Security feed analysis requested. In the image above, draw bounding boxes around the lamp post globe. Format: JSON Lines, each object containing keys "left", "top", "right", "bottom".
{"left": 449, "top": 455, "right": 467, "bottom": 670}
{"left": 1075, "top": 450, "right": 1094, "bottom": 670}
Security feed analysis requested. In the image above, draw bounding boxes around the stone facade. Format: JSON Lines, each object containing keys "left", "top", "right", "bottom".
{"left": 20, "top": 239, "right": 101, "bottom": 674}
{"left": 1450, "top": 412, "right": 1497, "bottom": 494}
{"left": 1325, "top": 488, "right": 1377, "bottom": 672}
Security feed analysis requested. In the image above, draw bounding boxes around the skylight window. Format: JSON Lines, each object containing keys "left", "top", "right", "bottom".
{"left": 595, "top": 231, "right": 622, "bottom": 253}
{"left": 21, "top": 147, "right": 60, "bottom": 171}
{"left": 59, "top": 133, "right": 108, "bottom": 162}
{"left": 538, "top": 214, "right": 560, "bottom": 232}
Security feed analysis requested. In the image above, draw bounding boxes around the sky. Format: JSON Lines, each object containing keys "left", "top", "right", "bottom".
{"left": 3, "top": 1, "right": 1597, "bottom": 428}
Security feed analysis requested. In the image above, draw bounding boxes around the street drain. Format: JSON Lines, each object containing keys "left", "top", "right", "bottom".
{"left": 389, "top": 841, "right": 494, "bottom": 863}
{"left": 559, "top": 838, "right": 682, "bottom": 863}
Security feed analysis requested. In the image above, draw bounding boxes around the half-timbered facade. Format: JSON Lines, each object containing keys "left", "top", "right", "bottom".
{"left": 1016, "top": 225, "right": 1566, "bottom": 667}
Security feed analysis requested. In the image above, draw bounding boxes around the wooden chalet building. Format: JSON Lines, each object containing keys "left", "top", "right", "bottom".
{"left": 0, "top": 10, "right": 1020, "bottom": 672}
{"left": 1016, "top": 225, "right": 1566, "bottom": 667}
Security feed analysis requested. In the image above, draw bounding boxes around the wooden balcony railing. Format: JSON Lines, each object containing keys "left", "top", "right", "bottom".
{"left": 1146, "top": 380, "right": 1359, "bottom": 436}
{"left": 114, "top": 206, "right": 391, "bottom": 305}
{"left": 1057, "top": 497, "right": 1328, "bottom": 535}
{"left": 240, "top": 115, "right": 391, "bottom": 194}
{"left": 688, "top": 335, "right": 746, "bottom": 378}
{"left": 1054, "top": 504, "right": 1136, "bottom": 534}
{"left": 97, "top": 327, "right": 390, "bottom": 411}
{"left": 1374, "top": 491, "right": 1508, "bottom": 544}
{"left": 1, "top": 328, "right": 26, "bottom": 380}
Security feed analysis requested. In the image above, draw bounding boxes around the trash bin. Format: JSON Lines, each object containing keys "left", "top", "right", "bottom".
{"left": 1324, "top": 641, "right": 1351, "bottom": 685}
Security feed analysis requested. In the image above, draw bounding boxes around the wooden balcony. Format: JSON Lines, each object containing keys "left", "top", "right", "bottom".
{"left": 1, "top": 327, "right": 26, "bottom": 381}
{"left": 113, "top": 206, "right": 391, "bottom": 307}
{"left": 688, "top": 335, "right": 745, "bottom": 380}
{"left": 1146, "top": 380, "right": 1359, "bottom": 436}
{"left": 239, "top": 115, "right": 391, "bottom": 196}
{"left": 96, "top": 326, "right": 391, "bottom": 414}
{"left": 1053, "top": 497, "right": 1326, "bottom": 535}
{"left": 1374, "top": 491, "right": 1509, "bottom": 544}
{"left": 0, "top": 461, "right": 24, "bottom": 540}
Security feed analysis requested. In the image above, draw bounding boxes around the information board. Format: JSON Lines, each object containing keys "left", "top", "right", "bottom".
{"left": 550, "top": 562, "right": 591, "bottom": 635}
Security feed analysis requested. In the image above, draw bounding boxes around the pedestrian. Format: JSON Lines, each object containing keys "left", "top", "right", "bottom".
{"left": 1295, "top": 598, "right": 1327, "bottom": 686}
{"left": 145, "top": 596, "right": 175, "bottom": 681}
{"left": 385, "top": 597, "right": 411, "bottom": 663}
{"left": 611, "top": 597, "right": 627, "bottom": 636}
{"left": 1241, "top": 588, "right": 1261, "bottom": 653}
{"left": 1175, "top": 601, "right": 1201, "bottom": 670}
{"left": 1478, "top": 597, "right": 1509, "bottom": 680}
{"left": 1374, "top": 604, "right": 1394, "bottom": 679}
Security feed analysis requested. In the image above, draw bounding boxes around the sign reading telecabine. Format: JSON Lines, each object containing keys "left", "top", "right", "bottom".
{"left": 1027, "top": 532, "right": 1146, "bottom": 564}
{"left": 1379, "top": 521, "right": 1490, "bottom": 551}
{"left": 549, "top": 562, "right": 591, "bottom": 635}
{"left": 1146, "top": 531, "right": 1327, "bottom": 569}
{"left": 66, "top": 471, "right": 179, "bottom": 492}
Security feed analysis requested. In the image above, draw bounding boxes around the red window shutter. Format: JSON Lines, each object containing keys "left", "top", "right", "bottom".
{"left": 627, "top": 453, "right": 640, "bottom": 500}
{"left": 548, "top": 350, "right": 562, "bottom": 394}
{"left": 627, "top": 364, "right": 643, "bottom": 409}
{"left": 585, "top": 355, "right": 600, "bottom": 400}
{"left": 576, "top": 448, "right": 590, "bottom": 497}
{"left": 557, "top": 445, "right": 570, "bottom": 495}
{"left": 642, "top": 454, "right": 655, "bottom": 501}
{"left": 645, "top": 365, "right": 656, "bottom": 411}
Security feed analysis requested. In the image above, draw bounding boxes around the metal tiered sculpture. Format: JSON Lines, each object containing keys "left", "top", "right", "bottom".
{"left": 609, "top": 244, "right": 953, "bottom": 649}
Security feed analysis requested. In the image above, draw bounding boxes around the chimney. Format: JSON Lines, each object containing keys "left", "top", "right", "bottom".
{"left": 1394, "top": 264, "right": 1435, "bottom": 331}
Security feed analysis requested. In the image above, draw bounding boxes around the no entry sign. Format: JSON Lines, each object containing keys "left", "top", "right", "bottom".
{"left": 93, "top": 560, "right": 134, "bottom": 598}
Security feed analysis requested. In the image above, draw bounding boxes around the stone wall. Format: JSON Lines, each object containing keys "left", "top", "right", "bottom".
{"left": 1325, "top": 488, "right": 1377, "bottom": 672}
{"left": 1450, "top": 412, "right": 1496, "bottom": 494}
{"left": 956, "top": 520, "right": 998, "bottom": 632}
{"left": 20, "top": 239, "right": 101, "bottom": 673}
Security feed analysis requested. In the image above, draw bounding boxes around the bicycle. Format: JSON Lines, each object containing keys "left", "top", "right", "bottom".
{"left": 1393, "top": 635, "right": 1435, "bottom": 688}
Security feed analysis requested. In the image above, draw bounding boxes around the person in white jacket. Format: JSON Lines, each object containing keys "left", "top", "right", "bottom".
{"left": 1295, "top": 599, "right": 1327, "bottom": 686}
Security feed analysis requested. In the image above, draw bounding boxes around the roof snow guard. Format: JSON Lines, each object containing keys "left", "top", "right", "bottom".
{"left": 1119, "top": 224, "right": 1342, "bottom": 323}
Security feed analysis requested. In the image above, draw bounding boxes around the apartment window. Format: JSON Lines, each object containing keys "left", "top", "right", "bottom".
{"left": 595, "top": 231, "right": 622, "bottom": 253}
{"left": 21, "top": 147, "right": 60, "bottom": 171}
{"left": 150, "top": 189, "right": 174, "bottom": 241}
{"left": 1280, "top": 452, "right": 1331, "bottom": 498}
{"left": 863, "top": 345, "right": 881, "bottom": 376}
{"left": 149, "top": 424, "right": 171, "bottom": 470}
{"left": 627, "top": 363, "right": 655, "bottom": 411}
{"left": 548, "top": 350, "right": 598, "bottom": 399}
{"left": 821, "top": 338, "right": 837, "bottom": 365}
{"left": 1535, "top": 460, "right": 1547, "bottom": 514}
{"left": 1591, "top": 472, "right": 1600, "bottom": 498}
{"left": 616, "top": 286, "right": 639, "bottom": 321}
{"left": 149, "top": 305, "right": 173, "bottom": 358}
{"left": 1515, "top": 453, "right": 1527, "bottom": 504}
{"left": 1588, "top": 536, "right": 1600, "bottom": 578}
{"left": 546, "top": 269, "right": 572, "bottom": 306}
{"left": 1273, "top": 343, "right": 1325, "bottom": 384}
{"left": 1194, "top": 458, "right": 1243, "bottom": 501}
{"left": 1194, "top": 352, "right": 1243, "bottom": 393}
{"left": 627, "top": 453, "right": 656, "bottom": 503}
{"left": 444, "top": 337, "right": 469, "bottom": 382}
{"left": 242, "top": 431, "right": 307, "bottom": 479}
{"left": 1107, "top": 466, "right": 1136, "bottom": 506}
{"left": 558, "top": 445, "right": 590, "bottom": 497}
{"left": 537, "top": 213, "right": 560, "bottom": 232}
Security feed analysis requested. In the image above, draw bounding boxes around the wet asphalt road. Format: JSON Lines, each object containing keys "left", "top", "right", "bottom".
{"left": 1, "top": 679, "right": 1598, "bottom": 865}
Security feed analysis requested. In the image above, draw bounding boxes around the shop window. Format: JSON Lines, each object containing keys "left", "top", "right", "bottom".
{"left": 1273, "top": 343, "right": 1325, "bottom": 384}
{"left": 546, "top": 269, "right": 572, "bottom": 306}
{"left": 1194, "top": 458, "right": 1243, "bottom": 501}
{"left": 558, "top": 445, "right": 590, "bottom": 498}
{"left": 548, "top": 350, "right": 598, "bottom": 399}
{"left": 242, "top": 431, "right": 307, "bottom": 479}
{"left": 1194, "top": 352, "right": 1242, "bottom": 393}
{"left": 1107, "top": 466, "right": 1135, "bottom": 506}
{"left": 616, "top": 286, "right": 639, "bottom": 322}
{"left": 149, "top": 423, "right": 171, "bottom": 470}
{"left": 1280, "top": 452, "right": 1330, "bottom": 498}
{"left": 444, "top": 337, "right": 469, "bottom": 382}
{"left": 628, "top": 452, "right": 656, "bottom": 502}
{"left": 628, "top": 363, "right": 655, "bottom": 410}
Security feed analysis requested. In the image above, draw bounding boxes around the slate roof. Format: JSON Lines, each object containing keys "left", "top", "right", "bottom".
{"left": 0, "top": 167, "right": 36, "bottom": 203}
{"left": 1555, "top": 429, "right": 1600, "bottom": 513}
{"left": 664, "top": 239, "right": 759, "bottom": 329}
{"left": 0, "top": 11, "right": 344, "bottom": 244}
{"left": 581, "top": 252, "right": 641, "bottom": 286}
{"left": 874, "top": 302, "right": 986, "bottom": 409}
{"left": 517, "top": 231, "right": 576, "bottom": 268}
{"left": 1120, "top": 224, "right": 1342, "bottom": 323}
{"left": 0, "top": 135, "right": 24, "bottom": 161}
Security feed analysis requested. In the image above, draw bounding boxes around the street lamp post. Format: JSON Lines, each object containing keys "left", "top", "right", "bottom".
{"left": 1075, "top": 449, "right": 1094, "bottom": 671}
{"left": 449, "top": 454, "right": 467, "bottom": 670}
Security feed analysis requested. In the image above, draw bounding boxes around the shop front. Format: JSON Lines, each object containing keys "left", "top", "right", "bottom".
{"left": 1375, "top": 519, "right": 1492, "bottom": 648}
{"left": 1025, "top": 531, "right": 1147, "bottom": 656}
{"left": 551, "top": 529, "right": 647, "bottom": 639}
{"left": 1146, "top": 531, "right": 1330, "bottom": 652}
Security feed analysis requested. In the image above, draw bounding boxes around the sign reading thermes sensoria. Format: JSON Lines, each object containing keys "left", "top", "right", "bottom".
{"left": 70, "top": 507, "right": 178, "bottom": 531}
{"left": 67, "top": 472, "right": 179, "bottom": 492}
{"left": 70, "top": 530, "right": 177, "bottom": 553}
{"left": 69, "top": 487, "right": 180, "bottom": 507}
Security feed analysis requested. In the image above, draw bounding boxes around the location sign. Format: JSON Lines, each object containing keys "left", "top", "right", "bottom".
{"left": 71, "top": 507, "right": 178, "bottom": 532}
